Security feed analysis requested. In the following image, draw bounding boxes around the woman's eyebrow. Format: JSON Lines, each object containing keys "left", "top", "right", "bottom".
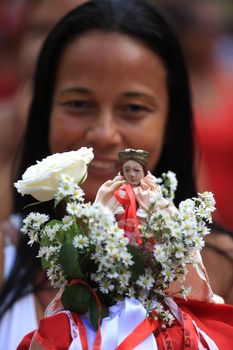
{"left": 120, "top": 91, "right": 159, "bottom": 108}
{"left": 121, "top": 91, "right": 157, "bottom": 101}
{"left": 121, "top": 92, "right": 151, "bottom": 98}
{"left": 58, "top": 87, "right": 93, "bottom": 95}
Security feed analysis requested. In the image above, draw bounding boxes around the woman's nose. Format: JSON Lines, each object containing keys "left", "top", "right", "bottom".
{"left": 85, "top": 109, "right": 121, "bottom": 148}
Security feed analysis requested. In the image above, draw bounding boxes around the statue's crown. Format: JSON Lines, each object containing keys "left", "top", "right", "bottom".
{"left": 118, "top": 148, "right": 149, "bottom": 167}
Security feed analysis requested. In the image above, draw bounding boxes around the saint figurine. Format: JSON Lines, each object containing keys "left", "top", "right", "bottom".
{"left": 94, "top": 148, "right": 168, "bottom": 243}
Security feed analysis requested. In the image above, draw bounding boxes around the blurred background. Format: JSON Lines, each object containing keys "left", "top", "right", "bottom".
{"left": 157, "top": 0, "right": 233, "bottom": 304}
{"left": 157, "top": 0, "right": 233, "bottom": 231}
{"left": 0, "top": 0, "right": 86, "bottom": 220}
{"left": 0, "top": 0, "right": 26, "bottom": 104}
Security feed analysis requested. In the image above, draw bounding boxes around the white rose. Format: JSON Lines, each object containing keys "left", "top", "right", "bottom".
{"left": 14, "top": 147, "right": 94, "bottom": 202}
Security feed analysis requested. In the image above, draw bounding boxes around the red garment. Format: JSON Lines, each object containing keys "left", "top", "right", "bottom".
{"left": 17, "top": 331, "right": 35, "bottom": 350}
{"left": 17, "top": 312, "right": 75, "bottom": 350}
{"left": 194, "top": 72, "right": 233, "bottom": 231}
{"left": 114, "top": 184, "right": 142, "bottom": 243}
{"left": 177, "top": 299, "right": 233, "bottom": 349}
{"left": 17, "top": 299, "right": 233, "bottom": 349}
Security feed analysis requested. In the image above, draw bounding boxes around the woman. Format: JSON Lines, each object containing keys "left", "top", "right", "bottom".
{"left": 2, "top": 0, "right": 232, "bottom": 349}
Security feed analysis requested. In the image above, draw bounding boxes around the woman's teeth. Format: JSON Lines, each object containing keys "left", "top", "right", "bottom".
{"left": 91, "top": 160, "right": 115, "bottom": 169}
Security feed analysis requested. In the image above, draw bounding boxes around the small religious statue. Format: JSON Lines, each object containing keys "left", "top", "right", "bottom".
{"left": 94, "top": 148, "right": 168, "bottom": 243}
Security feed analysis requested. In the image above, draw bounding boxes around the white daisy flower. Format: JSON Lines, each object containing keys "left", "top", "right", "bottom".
{"left": 66, "top": 202, "right": 84, "bottom": 217}
{"left": 44, "top": 223, "right": 61, "bottom": 241}
{"left": 73, "top": 235, "right": 89, "bottom": 249}
{"left": 71, "top": 185, "right": 85, "bottom": 202}
{"left": 136, "top": 273, "right": 154, "bottom": 290}
{"left": 62, "top": 215, "right": 73, "bottom": 230}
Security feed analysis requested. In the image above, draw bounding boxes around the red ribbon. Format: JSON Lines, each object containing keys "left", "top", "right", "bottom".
{"left": 114, "top": 184, "right": 142, "bottom": 244}
{"left": 75, "top": 316, "right": 89, "bottom": 350}
{"left": 160, "top": 326, "right": 175, "bottom": 350}
{"left": 115, "top": 305, "right": 202, "bottom": 350}
{"left": 116, "top": 317, "right": 160, "bottom": 350}
{"left": 68, "top": 279, "right": 102, "bottom": 350}
{"left": 180, "top": 310, "right": 199, "bottom": 349}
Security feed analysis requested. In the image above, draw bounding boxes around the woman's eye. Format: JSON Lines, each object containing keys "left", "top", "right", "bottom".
{"left": 61, "top": 100, "right": 94, "bottom": 111}
{"left": 120, "top": 104, "right": 151, "bottom": 116}
{"left": 128, "top": 104, "right": 147, "bottom": 112}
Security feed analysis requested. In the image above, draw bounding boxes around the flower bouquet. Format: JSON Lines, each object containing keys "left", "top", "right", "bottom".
{"left": 15, "top": 147, "right": 215, "bottom": 331}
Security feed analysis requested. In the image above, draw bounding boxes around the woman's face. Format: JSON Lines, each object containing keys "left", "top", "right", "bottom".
{"left": 49, "top": 31, "right": 169, "bottom": 201}
{"left": 122, "top": 160, "right": 145, "bottom": 187}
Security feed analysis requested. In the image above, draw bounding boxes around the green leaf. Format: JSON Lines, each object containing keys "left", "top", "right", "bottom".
{"left": 41, "top": 256, "right": 50, "bottom": 269}
{"left": 80, "top": 250, "right": 98, "bottom": 275}
{"left": 61, "top": 283, "right": 91, "bottom": 314}
{"left": 79, "top": 172, "right": 87, "bottom": 185}
{"left": 58, "top": 242, "right": 83, "bottom": 278}
{"left": 23, "top": 200, "right": 47, "bottom": 210}
{"left": 127, "top": 245, "right": 145, "bottom": 281}
{"left": 46, "top": 219, "right": 62, "bottom": 227}
{"left": 89, "top": 296, "right": 109, "bottom": 330}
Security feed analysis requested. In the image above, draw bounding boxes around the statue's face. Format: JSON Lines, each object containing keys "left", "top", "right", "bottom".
{"left": 122, "top": 160, "right": 144, "bottom": 187}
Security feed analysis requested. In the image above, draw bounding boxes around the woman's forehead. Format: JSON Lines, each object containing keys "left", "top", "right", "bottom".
{"left": 57, "top": 30, "right": 167, "bottom": 77}
{"left": 54, "top": 31, "right": 168, "bottom": 108}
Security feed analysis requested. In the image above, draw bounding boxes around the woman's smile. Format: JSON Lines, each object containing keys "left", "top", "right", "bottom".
{"left": 88, "top": 157, "right": 120, "bottom": 176}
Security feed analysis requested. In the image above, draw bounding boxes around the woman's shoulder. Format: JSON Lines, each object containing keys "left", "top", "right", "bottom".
{"left": 203, "top": 230, "right": 233, "bottom": 263}
{"left": 202, "top": 229, "right": 233, "bottom": 303}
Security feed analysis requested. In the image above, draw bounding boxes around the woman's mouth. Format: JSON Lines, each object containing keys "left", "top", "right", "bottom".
{"left": 91, "top": 160, "right": 115, "bottom": 169}
{"left": 88, "top": 159, "right": 119, "bottom": 176}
